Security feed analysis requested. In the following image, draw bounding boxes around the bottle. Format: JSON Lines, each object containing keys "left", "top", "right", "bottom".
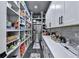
{"left": 14, "top": 20, "right": 19, "bottom": 29}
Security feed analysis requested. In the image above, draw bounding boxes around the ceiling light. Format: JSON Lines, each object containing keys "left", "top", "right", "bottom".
{"left": 50, "top": 4, "right": 55, "bottom": 9}
{"left": 50, "top": 4, "right": 61, "bottom": 10}
{"left": 34, "top": 5, "right": 38, "bottom": 9}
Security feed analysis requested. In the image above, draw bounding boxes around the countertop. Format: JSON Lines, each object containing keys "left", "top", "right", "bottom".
{"left": 42, "top": 35, "right": 77, "bottom": 58}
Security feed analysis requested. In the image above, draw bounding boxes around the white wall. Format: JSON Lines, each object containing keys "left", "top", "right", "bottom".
{"left": 0, "top": 2, "right": 7, "bottom": 54}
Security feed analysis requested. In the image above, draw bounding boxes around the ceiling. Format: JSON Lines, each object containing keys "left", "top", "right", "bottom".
{"left": 25, "top": 1, "right": 51, "bottom": 14}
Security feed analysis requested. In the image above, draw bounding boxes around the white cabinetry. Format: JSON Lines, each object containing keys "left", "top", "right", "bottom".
{"left": 46, "top": 12, "right": 50, "bottom": 28}
{"left": 46, "top": 11, "right": 52, "bottom": 28}
{"left": 64, "top": 1, "right": 79, "bottom": 26}
{"left": 46, "top": 2, "right": 55, "bottom": 28}
{"left": 46, "top": 1, "right": 79, "bottom": 28}
{"left": 46, "top": 1, "right": 65, "bottom": 28}
{"left": 54, "top": 1, "right": 65, "bottom": 26}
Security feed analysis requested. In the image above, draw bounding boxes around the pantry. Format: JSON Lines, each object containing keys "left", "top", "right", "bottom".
{"left": 0, "top": 1, "right": 79, "bottom": 58}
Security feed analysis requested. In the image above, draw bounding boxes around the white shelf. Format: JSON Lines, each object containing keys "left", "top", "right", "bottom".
{"left": 20, "top": 16, "right": 24, "bottom": 19}
{"left": 20, "top": 36, "right": 31, "bottom": 46}
{"left": 7, "top": 28, "right": 19, "bottom": 32}
{"left": 32, "top": 18, "right": 45, "bottom": 19}
{"left": 20, "top": 30, "right": 25, "bottom": 31}
{"left": 7, "top": 44, "right": 19, "bottom": 57}
{"left": 26, "top": 29, "right": 31, "bottom": 31}
{"left": 7, "top": 39, "right": 19, "bottom": 44}
{"left": 20, "top": 28, "right": 31, "bottom": 31}
{"left": 20, "top": 16, "right": 27, "bottom": 20}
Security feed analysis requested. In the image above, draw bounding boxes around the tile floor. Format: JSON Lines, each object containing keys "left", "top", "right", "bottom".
{"left": 30, "top": 53, "right": 40, "bottom": 58}
{"left": 23, "top": 39, "right": 44, "bottom": 58}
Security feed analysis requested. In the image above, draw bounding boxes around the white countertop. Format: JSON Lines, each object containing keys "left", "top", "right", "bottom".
{"left": 42, "top": 35, "right": 77, "bottom": 58}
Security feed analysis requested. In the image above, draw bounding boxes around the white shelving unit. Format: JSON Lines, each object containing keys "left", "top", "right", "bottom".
{"left": 0, "top": 1, "right": 32, "bottom": 58}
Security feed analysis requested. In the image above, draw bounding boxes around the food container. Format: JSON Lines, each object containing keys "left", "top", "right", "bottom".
{"left": 7, "top": 35, "right": 17, "bottom": 42}
{"left": 7, "top": 20, "right": 12, "bottom": 28}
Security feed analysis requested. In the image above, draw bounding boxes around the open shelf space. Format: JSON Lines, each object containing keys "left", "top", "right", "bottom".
{"left": 7, "top": 32, "right": 19, "bottom": 43}
{"left": 7, "top": 42, "right": 19, "bottom": 56}
{"left": 7, "top": 48, "right": 19, "bottom": 58}
{"left": 7, "top": 44, "right": 19, "bottom": 57}
{"left": 8, "top": 1, "right": 19, "bottom": 10}
{"left": 20, "top": 2, "right": 25, "bottom": 10}
{"left": 7, "top": 6, "right": 19, "bottom": 31}
{"left": 7, "top": 6, "right": 19, "bottom": 16}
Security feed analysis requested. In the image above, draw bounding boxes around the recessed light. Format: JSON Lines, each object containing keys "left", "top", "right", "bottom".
{"left": 50, "top": 4, "right": 61, "bottom": 10}
{"left": 34, "top": 5, "right": 38, "bottom": 9}
{"left": 56, "top": 5, "right": 61, "bottom": 9}
{"left": 50, "top": 4, "right": 55, "bottom": 9}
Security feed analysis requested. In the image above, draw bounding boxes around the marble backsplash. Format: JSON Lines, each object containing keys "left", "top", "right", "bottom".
{"left": 47, "top": 25, "right": 79, "bottom": 46}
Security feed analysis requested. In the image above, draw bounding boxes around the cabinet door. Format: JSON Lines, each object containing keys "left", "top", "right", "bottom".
{"left": 46, "top": 12, "right": 50, "bottom": 28}
{"left": 46, "top": 10, "right": 52, "bottom": 28}
{"left": 54, "top": 1, "right": 65, "bottom": 26}
{"left": 64, "top": 1, "right": 79, "bottom": 25}
{"left": 50, "top": 2, "right": 56, "bottom": 28}
{"left": 46, "top": 1, "right": 56, "bottom": 28}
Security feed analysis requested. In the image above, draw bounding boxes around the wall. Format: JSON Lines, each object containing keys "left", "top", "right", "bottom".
{"left": 0, "top": 2, "right": 7, "bottom": 54}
